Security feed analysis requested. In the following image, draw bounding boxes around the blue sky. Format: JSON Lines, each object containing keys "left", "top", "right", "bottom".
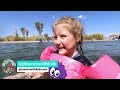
{"left": 0, "top": 11, "right": 120, "bottom": 37}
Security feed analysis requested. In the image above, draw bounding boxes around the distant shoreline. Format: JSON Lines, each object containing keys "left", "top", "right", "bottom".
{"left": 84, "top": 40, "right": 119, "bottom": 42}
{"left": 0, "top": 41, "right": 39, "bottom": 43}
{"left": 0, "top": 40, "right": 118, "bottom": 44}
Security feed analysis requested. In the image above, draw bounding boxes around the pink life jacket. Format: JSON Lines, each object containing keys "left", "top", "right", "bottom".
{"left": 40, "top": 46, "right": 86, "bottom": 79}
{"left": 40, "top": 46, "right": 120, "bottom": 79}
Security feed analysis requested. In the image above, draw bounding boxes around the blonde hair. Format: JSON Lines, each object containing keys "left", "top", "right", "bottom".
{"left": 52, "top": 16, "right": 84, "bottom": 55}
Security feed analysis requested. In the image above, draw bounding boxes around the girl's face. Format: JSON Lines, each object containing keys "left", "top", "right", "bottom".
{"left": 53, "top": 24, "right": 79, "bottom": 58}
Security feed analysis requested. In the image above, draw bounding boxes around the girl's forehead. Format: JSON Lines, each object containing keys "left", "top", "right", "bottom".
{"left": 54, "top": 24, "right": 71, "bottom": 32}
{"left": 55, "top": 23, "right": 71, "bottom": 29}
{"left": 54, "top": 29, "right": 70, "bottom": 35}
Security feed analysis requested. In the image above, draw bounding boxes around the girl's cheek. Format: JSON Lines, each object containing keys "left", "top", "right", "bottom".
{"left": 62, "top": 39, "right": 68, "bottom": 44}
{"left": 54, "top": 41, "right": 58, "bottom": 48}
{"left": 53, "top": 40, "right": 57, "bottom": 44}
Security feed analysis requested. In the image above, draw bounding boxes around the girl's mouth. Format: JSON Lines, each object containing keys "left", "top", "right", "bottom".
{"left": 58, "top": 47, "right": 65, "bottom": 49}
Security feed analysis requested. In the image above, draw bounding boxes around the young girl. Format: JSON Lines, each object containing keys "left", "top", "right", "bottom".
{"left": 52, "top": 16, "right": 91, "bottom": 66}
{"left": 25, "top": 16, "right": 91, "bottom": 79}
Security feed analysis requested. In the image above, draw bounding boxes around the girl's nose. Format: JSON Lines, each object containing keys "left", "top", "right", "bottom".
{"left": 54, "top": 38, "right": 62, "bottom": 45}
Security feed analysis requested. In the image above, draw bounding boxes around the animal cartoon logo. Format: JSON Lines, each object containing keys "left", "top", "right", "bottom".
{"left": 2, "top": 59, "right": 16, "bottom": 73}
{"left": 49, "top": 62, "right": 67, "bottom": 79}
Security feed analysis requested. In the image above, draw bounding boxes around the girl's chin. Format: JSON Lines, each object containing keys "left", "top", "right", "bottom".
{"left": 58, "top": 50, "right": 67, "bottom": 55}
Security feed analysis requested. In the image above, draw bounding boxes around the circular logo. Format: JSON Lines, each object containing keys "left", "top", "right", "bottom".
{"left": 2, "top": 59, "right": 16, "bottom": 73}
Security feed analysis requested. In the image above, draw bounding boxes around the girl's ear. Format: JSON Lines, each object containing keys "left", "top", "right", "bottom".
{"left": 75, "top": 32, "right": 81, "bottom": 42}
{"left": 76, "top": 36, "right": 80, "bottom": 43}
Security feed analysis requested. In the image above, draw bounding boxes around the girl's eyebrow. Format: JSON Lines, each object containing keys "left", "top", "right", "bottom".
{"left": 60, "top": 34, "right": 66, "bottom": 36}
{"left": 59, "top": 31, "right": 67, "bottom": 34}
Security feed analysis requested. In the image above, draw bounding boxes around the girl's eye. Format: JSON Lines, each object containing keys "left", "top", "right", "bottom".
{"left": 53, "top": 36, "right": 57, "bottom": 39}
{"left": 60, "top": 35, "right": 66, "bottom": 38}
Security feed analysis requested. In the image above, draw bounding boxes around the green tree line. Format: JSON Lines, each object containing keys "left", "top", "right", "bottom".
{"left": 0, "top": 21, "right": 105, "bottom": 41}
{"left": 0, "top": 33, "right": 105, "bottom": 41}
{"left": 84, "top": 33, "right": 104, "bottom": 40}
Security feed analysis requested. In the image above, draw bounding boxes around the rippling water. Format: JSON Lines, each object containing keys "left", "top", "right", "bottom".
{"left": 0, "top": 40, "right": 120, "bottom": 78}
{"left": 83, "top": 40, "right": 120, "bottom": 64}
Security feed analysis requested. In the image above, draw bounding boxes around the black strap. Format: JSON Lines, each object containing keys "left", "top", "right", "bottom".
{"left": 72, "top": 54, "right": 92, "bottom": 66}
{"left": 53, "top": 50, "right": 92, "bottom": 66}
{"left": 53, "top": 50, "right": 59, "bottom": 54}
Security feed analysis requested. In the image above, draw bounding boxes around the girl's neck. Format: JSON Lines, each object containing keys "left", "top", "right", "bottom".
{"left": 66, "top": 50, "right": 78, "bottom": 58}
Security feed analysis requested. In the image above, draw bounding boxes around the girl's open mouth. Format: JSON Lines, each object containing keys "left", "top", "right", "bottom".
{"left": 58, "top": 47, "right": 65, "bottom": 49}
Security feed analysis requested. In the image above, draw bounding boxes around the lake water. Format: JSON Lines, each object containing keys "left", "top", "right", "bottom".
{"left": 0, "top": 40, "right": 120, "bottom": 78}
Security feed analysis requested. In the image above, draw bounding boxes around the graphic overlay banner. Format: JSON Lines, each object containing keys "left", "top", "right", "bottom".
{"left": 17, "top": 60, "right": 58, "bottom": 72}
